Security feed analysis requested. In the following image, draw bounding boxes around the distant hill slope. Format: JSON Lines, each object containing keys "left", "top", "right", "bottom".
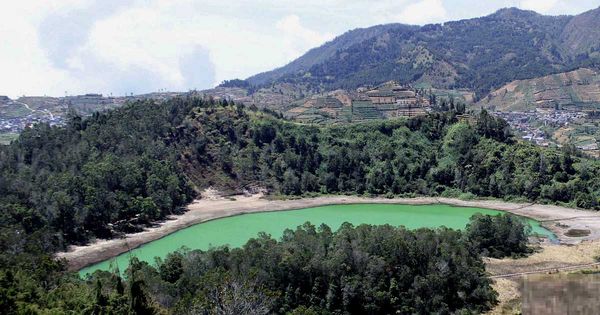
{"left": 477, "top": 68, "right": 600, "bottom": 111}
{"left": 560, "top": 7, "right": 600, "bottom": 57}
{"left": 248, "top": 24, "right": 417, "bottom": 86}
{"left": 247, "top": 7, "right": 600, "bottom": 99}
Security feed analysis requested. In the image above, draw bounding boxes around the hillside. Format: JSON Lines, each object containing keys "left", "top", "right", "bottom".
{"left": 3, "top": 97, "right": 600, "bottom": 312}
{"left": 560, "top": 7, "right": 600, "bottom": 57}
{"left": 2, "top": 97, "right": 599, "bottom": 250}
{"left": 0, "top": 92, "right": 183, "bottom": 141}
{"left": 248, "top": 24, "right": 417, "bottom": 85}
{"left": 247, "top": 7, "right": 600, "bottom": 99}
{"left": 477, "top": 68, "right": 600, "bottom": 111}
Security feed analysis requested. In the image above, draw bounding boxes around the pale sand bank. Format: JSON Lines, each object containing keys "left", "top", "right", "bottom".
{"left": 57, "top": 195, "right": 600, "bottom": 271}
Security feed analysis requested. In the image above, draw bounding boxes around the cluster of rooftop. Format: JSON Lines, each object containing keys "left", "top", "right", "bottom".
{"left": 359, "top": 82, "right": 430, "bottom": 118}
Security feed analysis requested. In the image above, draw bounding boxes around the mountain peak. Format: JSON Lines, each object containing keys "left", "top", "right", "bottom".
{"left": 491, "top": 7, "right": 540, "bottom": 19}
{"left": 247, "top": 6, "right": 600, "bottom": 98}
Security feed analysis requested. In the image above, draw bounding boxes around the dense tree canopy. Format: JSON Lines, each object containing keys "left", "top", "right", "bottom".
{"left": 0, "top": 97, "right": 199, "bottom": 249}
{"left": 466, "top": 213, "right": 532, "bottom": 258}
{"left": 1, "top": 96, "right": 598, "bottom": 257}
{"left": 175, "top": 103, "right": 600, "bottom": 211}
{"left": 16, "top": 213, "right": 530, "bottom": 314}
{"left": 0, "top": 96, "right": 596, "bottom": 313}
{"left": 143, "top": 222, "right": 501, "bottom": 314}
{"left": 6, "top": 215, "right": 531, "bottom": 314}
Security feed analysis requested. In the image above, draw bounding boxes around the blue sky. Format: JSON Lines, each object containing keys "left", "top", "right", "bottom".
{"left": 1, "top": 0, "right": 599, "bottom": 98}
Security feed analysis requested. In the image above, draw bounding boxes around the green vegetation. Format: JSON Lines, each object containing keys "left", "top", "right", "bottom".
{"left": 176, "top": 101, "right": 598, "bottom": 211}
{"left": 0, "top": 104, "right": 32, "bottom": 119}
{"left": 81, "top": 204, "right": 553, "bottom": 275}
{"left": 0, "top": 98, "right": 195, "bottom": 247}
{"left": 0, "top": 133, "right": 18, "bottom": 145}
{"left": 552, "top": 121, "right": 600, "bottom": 150}
{"left": 1, "top": 95, "right": 598, "bottom": 252}
{"left": 0, "top": 95, "right": 597, "bottom": 312}
{"left": 131, "top": 221, "right": 505, "bottom": 314}
{"left": 2, "top": 214, "right": 529, "bottom": 314}
{"left": 218, "top": 78, "right": 251, "bottom": 89}
{"left": 466, "top": 213, "right": 532, "bottom": 258}
{"left": 349, "top": 100, "right": 383, "bottom": 120}
{"left": 249, "top": 8, "right": 600, "bottom": 99}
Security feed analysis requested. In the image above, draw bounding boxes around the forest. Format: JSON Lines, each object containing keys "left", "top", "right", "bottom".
{"left": 0, "top": 96, "right": 598, "bottom": 313}
{"left": 175, "top": 100, "right": 599, "bottom": 210}
{"left": 1, "top": 213, "right": 529, "bottom": 314}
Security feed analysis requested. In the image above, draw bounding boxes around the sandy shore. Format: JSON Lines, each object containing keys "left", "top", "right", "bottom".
{"left": 57, "top": 195, "right": 600, "bottom": 271}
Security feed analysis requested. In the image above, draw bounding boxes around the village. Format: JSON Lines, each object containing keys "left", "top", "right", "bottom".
{"left": 0, "top": 92, "right": 183, "bottom": 135}
{"left": 494, "top": 110, "right": 577, "bottom": 145}
{"left": 493, "top": 108, "right": 600, "bottom": 157}
{"left": 2, "top": 84, "right": 600, "bottom": 158}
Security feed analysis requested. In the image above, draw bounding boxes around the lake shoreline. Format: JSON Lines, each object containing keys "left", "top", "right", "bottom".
{"left": 57, "top": 195, "right": 600, "bottom": 271}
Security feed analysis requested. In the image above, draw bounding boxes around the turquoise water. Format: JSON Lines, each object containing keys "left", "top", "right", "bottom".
{"left": 80, "top": 204, "right": 555, "bottom": 276}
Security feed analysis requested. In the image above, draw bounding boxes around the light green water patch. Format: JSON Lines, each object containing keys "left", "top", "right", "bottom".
{"left": 79, "top": 204, "right": 555, "bottom": 276}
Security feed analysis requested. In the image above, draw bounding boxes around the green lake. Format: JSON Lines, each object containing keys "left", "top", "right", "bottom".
{"left": 80, "top": 203, "right": 555, "bottom": 276}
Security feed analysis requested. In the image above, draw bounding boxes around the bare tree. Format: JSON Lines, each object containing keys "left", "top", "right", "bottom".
{"left": 188, "top": 277, "right": 274, "bottom": 315}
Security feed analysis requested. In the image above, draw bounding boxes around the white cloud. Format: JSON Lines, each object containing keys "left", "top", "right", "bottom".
{"left": 67, "top": 3, "right": 335, "bottom": 92}
{"left": 84, "top": 5, "right": 186, "bottom": 86}
{"left": 1, "top": 0, "right": 599, "bottom": 98}
{"left": 394, "top": 0, "right": 447, "bottom": 25}
{"left": 521, "top": 0, "right": 560, "bottom": 14}
{"left": 276, "top": 15, "right": 335, "bottom": 61}
{"left": 0, "top": 0, "right": 88, "bottom": 97}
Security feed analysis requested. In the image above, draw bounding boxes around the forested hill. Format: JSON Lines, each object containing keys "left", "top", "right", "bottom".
{"left": 2, "top": 96, "right": 600, "bottom": 312}
{"left": 2, "top": 96, "right": 600, "bottom": 252}
{"left": 247, "top": 7, "right": 600, "bottom": 98}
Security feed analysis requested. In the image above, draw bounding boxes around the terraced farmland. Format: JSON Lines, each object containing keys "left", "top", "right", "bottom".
{"left": 478, "top": 68, "right": 600, "bottom": 111}
{"left": 351, "top": 100, "right": 384, "bottom": 120}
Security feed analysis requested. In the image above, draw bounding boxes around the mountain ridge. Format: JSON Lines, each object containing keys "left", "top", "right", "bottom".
{"left": 247, "top": 23, "right": 418, "bottom": 86}
{"left": 247, "top": 7, "right": 600, "bottom": 99}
